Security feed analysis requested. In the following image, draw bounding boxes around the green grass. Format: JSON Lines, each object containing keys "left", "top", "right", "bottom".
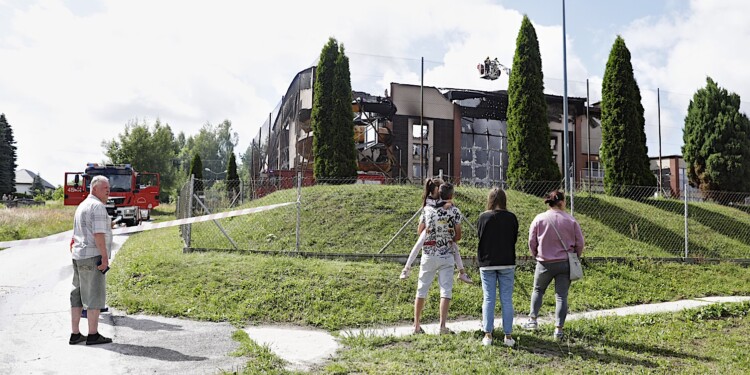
{"left": 109, "top": 224, "right": 750, "bottom": 331}
{"left": 148, "top": 203, "right": 175, "bottom": 223}
{"left": 225, "top": 330, "right": 297, "bottom": 375}
{"left": 0, "top": 201, "right": 174, "bottom": 246}
{"left": 187, "top": 184, "right": 750, "bottom": 259}
{"left": 311, "top": 301, "right": 750, "bottom": 374}
{"left": 0, "top": 200, "right": 75, "bottom": 242}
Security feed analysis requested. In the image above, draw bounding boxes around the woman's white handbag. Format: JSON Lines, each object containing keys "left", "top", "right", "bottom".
{"left": 567, "top": 252, "right": 583, "bottom": 281}
{"left": 549, "top": 213, "right": 584, "bottom": 281}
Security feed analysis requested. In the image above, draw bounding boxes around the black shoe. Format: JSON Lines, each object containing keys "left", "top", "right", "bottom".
{"left": 101, "top": 307, "right": 109, "bottom": 313}
{"left": 86, "top": 333, "right": 112, "bottom": 345}
{"left": 69, "top": 333, "right": 87, "bottom": 345}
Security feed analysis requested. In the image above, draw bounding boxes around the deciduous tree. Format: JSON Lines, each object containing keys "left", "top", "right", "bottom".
{"left": 102, "top": 118, "right": 180, "bottom": 200}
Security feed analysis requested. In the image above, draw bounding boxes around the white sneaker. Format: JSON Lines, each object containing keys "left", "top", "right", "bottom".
{"left": 481, "top": 336, "right": 492, "bottom": 346}
{"left": 503, "top": 337, "right": 515, "bottom": 347}
{"left": 521, "top": 318, "right": 538, "bottom": 330}
{"left": 399, "top": 268, "right": 410, "bottom": 280}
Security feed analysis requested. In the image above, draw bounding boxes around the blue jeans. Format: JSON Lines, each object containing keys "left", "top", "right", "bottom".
{"left": 480, "top": 268, "right": 515, "bottom": 335}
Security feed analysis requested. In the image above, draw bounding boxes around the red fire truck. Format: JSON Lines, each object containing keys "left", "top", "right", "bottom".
{"left": 64, "top": 163, "right": 160, "bottom": 226}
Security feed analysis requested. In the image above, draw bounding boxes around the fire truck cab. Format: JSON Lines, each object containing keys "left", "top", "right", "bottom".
{"left": 64, "top": 163, "right": 160, "bottom": 226}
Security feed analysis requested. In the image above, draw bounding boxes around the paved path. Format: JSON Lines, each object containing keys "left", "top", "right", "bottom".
{"left": 0, "top": 233, "right": 245, "bottom": 375}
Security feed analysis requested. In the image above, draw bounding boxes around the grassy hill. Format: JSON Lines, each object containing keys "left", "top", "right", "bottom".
{"left": 109, "top": 225, "right": 750, "bottom": 331}
{"left": 110, "top": 186, "right": 750, "bottom": 373}
{"left": 188, "top": 184, "right": 750, "bottom": 259}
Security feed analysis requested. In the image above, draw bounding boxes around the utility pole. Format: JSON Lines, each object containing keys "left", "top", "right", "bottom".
{"left": 562, "top": 0, "right": 571, "bottom": 196}
{"left": 586, "top": 79, "right": 591, "bottom": 192}
{"left": 658, "top": 88, "right": 663, "bottom": 196}
{"left": 420, "top": 57, "right": 425, "bottom": 180}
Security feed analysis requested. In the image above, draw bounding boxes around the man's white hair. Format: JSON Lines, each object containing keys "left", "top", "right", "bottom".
{"left": 90, "top": 175, "right": 109, "bottom": 190}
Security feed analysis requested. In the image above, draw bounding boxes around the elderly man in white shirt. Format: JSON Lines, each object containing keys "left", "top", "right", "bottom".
{"left": 69, "top": 175, "right": 113, "bottom": 345}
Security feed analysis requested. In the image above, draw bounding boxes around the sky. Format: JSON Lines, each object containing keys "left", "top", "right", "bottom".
{"left": 1, "top": 0, "right": 747, "bottom": 186}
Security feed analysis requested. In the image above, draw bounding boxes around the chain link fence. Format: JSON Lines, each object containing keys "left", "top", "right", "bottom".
{"left": 175, "top": 175, "right": 750, "bottom": 261}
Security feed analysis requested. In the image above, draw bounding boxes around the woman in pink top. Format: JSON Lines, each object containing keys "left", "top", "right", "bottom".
{"left": 521, "top": 190, "right": 584, "bottom": 340}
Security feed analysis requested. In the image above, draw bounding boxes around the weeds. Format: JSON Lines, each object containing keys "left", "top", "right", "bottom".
{"left": 0, "top": 202, "right": 75, "bottom": 242}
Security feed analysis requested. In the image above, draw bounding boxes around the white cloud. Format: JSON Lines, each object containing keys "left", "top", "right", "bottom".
{"left": 623, "top": 0, "right": 750, "bottom": 157}
{"left": 1, "top": 0, "right": 600, "bottom": 186}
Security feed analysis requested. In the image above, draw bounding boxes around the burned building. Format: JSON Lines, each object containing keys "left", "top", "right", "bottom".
{"left": 388, "top": 82, "right": 588, "bottom": 184}
{"left": 251, "top": 67, "right": 595, "bottom": 185}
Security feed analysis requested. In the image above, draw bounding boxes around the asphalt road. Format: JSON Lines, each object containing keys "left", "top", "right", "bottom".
{"left": 0, "top": 232, "right": 246, "bottom": 375}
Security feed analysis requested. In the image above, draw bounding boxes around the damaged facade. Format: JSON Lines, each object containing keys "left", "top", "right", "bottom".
{"left": 251, "top": 66, "right": 603, "bottom": 185}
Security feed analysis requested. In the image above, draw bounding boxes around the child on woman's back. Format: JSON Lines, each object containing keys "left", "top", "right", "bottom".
{"left": 400, "top": 178, "right": 472, "bottom": 284}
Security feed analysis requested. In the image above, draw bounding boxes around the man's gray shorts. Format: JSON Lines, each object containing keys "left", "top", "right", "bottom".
{"left": 70, "top": 255, "right": 106, "bottom": 309}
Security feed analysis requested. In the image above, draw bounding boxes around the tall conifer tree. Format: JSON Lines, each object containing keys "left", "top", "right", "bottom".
{"left": 226, "top": 152, "right": 239, "bottom": 195}
{"left": 600, "top": 36, "right": 656, "bottom": 196}
{"left": 311, "top": 37, "right": 357, "bottom": 182}
{"left": 189, "top": 154, "right": 203, "bottom": 192}
{"left": 0, "top": 114, "right": 17, "bottom": 195}
{"left": 506, "top": 16, "right": 560, "bottom": 190}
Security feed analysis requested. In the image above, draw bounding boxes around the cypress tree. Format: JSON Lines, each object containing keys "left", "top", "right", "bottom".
{"left": 600, "top": 36, "right": 655, "bottom": 196}
{"left": 30, "top": 173, "right": 45, "bottom": 196}
{"left": 0, "top": 114, "right": 17, "bottom": 195}
{"left": 226, "top": 152, "right": 239, "bottom": 195}
{"left": 682, "top": 77, "right": 750, "bottom": 197}
{"left": 311, "top": 37, "right": 358, "bottom": 182}
{"left": 330, "top": 43, "right": 357, "bottom": 181}
{"left": 226, "top": 153, "right": 238, "bottom": 181}
{"left": 506, "top": 16, "right": 561, "bottom": 190}
{"left": 311, "top": 38, "right": 339, "bottom": 180}
{"left": 189, "top": 154, "right": 203, "bottom": 192}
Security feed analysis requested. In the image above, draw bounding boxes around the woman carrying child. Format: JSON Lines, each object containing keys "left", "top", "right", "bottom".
{"left": 400, "top": 178, "right": 472, "bottom": 284}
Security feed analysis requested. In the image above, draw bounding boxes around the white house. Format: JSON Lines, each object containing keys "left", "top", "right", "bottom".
{"left": 15, "top": 169, "right": 55, "bottom": 195}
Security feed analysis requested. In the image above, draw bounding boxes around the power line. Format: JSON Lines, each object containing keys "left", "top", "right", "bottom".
{"left": 348, "top": 51, "right": 443, "bottom": 65}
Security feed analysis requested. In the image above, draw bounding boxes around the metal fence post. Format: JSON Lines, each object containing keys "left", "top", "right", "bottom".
{"left": 682, "top": 176, "right": 688, "bottom": 259}
{"left": 186, "top": 174, "right": 194, "bottom": 252}
{"left": 296, "top": 172, "right": 302, "bottom": 252}
{"left": 240, "top": 179, "right": 244, "bottom": 205}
